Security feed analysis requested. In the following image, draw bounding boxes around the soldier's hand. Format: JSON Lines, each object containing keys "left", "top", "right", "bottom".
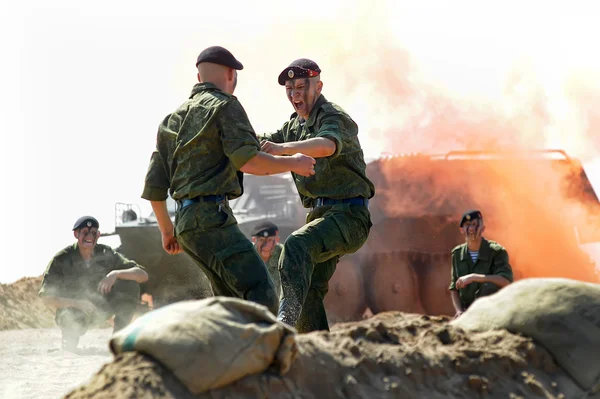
{"left": 98, "top": 271, "right": 118, "bottom": 295}
{"left": 261, "top": 140, "right": 285, "bottom": 156}
{"left": 455, "top": 273, "right": 481, "bottom": 289}
{"left": 290, "top": 153, "right": 316, "bottom": 177}
{"left": 162, "top": 230, "right": 184, "bottom": 255}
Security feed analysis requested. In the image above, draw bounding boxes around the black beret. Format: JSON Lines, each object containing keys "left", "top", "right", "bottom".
{"left": 73, "top": 216, "right": 99, "bottom": 231}
{"left": 460, "top": 210, "right": 483, "bottom": 227}
{"left": 278, "top": 58, "right": 321, "bottom": 85}
{"left": 251, "top": 221, "right": 279, "bottom": 237}
{"left": 195, "top": 46, "right": 244, "bottom": 70}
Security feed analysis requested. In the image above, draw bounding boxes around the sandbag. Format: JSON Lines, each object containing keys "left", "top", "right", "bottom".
{"left": 451, "top": 277, "right": 600, "bottom": 393}
{"left": 109, "top": 296, "right": 298, "bottom": 394}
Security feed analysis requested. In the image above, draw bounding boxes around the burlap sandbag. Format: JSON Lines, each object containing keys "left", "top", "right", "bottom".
{"left": 109, "top": 297, "right": 298, "bottom": 394}
{"left": 451, "top": 277, "right": 600, "bottom": 393}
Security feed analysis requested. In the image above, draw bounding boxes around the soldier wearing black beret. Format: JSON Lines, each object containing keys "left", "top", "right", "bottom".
{"left": 39, "top": 216, "right": 148, "bottom": 351}
{"left": 250, "top": 221, "right": 283, "bottom": 300}
{"left": 141, "top": 46, "right": 316, "bottom": 316}
{"left": 449, "top": 210, "right": 514, "bottom": 318}
{"left": 260, "top": 58, "right": 375, "bottom": 333}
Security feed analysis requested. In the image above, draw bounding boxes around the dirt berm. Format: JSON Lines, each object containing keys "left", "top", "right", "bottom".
{"left": 64, "top": 310, "right": 591, "bottom": 399}
{"left": 0, "top": 276, "right": 55, "bottom": 330}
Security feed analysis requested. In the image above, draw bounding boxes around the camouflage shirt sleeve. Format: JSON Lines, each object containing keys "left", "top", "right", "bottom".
{"left": 39, "top": 257, "right": 64, "bottom": 297}
{"left": 218, "top": 99, "right": 260, "bottom": 170}
{"left": 141, "top": 114, "right": 180, "bottom": 201}
{"left": 315, "top": 113, "right": 344, "bottom": 158}
{"left": 449, "top": 252, "right": 458, "bottom": 291}
{"left": 491, "top": 249, "right": 513, "bottom": 282}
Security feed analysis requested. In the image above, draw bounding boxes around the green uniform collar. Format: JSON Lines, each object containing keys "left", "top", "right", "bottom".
{"left": 459, "top": 237, "right": 491, "bottom": 262}
{"left": 189, "top": 82, "right": 222, "bottom": 98}
{"left": 304, "top": 94, "right": 327, "bottom": 127}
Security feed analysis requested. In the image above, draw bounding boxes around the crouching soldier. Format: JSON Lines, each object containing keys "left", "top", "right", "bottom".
{"left": 449, "top": 210, "right": 513, "bottom": 318}
{"left": 39, "top": 216, "right": 148, "bottom": 351}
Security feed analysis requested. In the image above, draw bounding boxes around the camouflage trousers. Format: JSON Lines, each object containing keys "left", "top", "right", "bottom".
{"left": 278, "top": 203, "right": 372, "bottom": 333}
{"left": 463, "top": 282, "right": 501, "bottom": 310}
{"left": 176, "top": 200, "right": 278, "bottom": 315}
{"left": 56, "top": 279, "right": 140, "bottom": 346}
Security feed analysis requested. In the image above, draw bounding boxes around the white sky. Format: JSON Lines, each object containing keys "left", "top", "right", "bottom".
{"left": 1, "top": 0, "right": 600, "bottom": 283}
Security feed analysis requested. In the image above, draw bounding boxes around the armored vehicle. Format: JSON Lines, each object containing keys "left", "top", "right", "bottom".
{"left": 332, "top": 149, "right": 600, "bottom": 321}
{"left": 105, "top": 150, "right": 600, "bottom": 324}
{"left": 103, "top": 173, "right": 306, "bottom": 308}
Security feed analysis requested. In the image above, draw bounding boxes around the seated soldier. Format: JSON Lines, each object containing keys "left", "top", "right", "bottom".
{"left": 39, "top": 216, "right": 149, "bottom": 351}
{"left": 251, "top": 221, "right": 284, "bottom": 300}
{"left": 449, "top": 210, "right": 513, "bottom": 318}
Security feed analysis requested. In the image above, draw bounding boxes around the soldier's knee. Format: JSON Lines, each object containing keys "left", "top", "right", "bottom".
{"left": 56, "top": 307, "right": 89, "bottom": 333}
{"left": 476, "top": 282, "right": 500, "bottom": 298}
{"left": 111, "top": 279, "right": 140, "bottom": 299}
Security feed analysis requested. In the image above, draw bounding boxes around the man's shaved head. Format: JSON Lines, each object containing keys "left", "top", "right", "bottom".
{"left": 197, "top": 62, "right": 238, "bottom": 94}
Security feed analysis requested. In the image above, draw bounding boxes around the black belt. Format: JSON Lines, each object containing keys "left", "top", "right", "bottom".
{"left": 313, "top": 197, "right": 369, "bottom": 208}
{"left": 178, "top": 195, "right": 227, "bottom": 211}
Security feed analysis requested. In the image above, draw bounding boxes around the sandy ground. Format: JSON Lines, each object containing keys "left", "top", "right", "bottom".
{"left": 0, "top": 328, "right": 113, "bottom": 399}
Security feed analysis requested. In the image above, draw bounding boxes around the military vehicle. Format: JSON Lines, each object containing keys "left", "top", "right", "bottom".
{"left": 102, "top": 173, "right": 306, "bottom": 308}
{"left": 104, "top": 149, "right": 600, "bottom": 324}
{"left": 331, "top": 149, "right": 600, "bottom": 321}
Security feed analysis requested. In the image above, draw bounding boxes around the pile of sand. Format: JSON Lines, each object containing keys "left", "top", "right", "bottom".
{"left": 64, "top": 311, "right": 586, "bottom": 399}
{"left": 0, "top": 276, "right": 55, "bottom": 330}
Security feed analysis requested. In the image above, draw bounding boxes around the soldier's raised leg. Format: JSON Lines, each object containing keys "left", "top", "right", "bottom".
{"left": 294, "top": 256, "right": 338, "bottom": 333}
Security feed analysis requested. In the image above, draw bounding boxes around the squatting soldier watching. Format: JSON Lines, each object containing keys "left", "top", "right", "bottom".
{"left": 251, "top": 221, "right": 284, "bottom": 300}
{"left": 39, "top": 216, "right": 148, "bottom": 352}
{"left": 449, "top": 210, "right": 514, "bottom": 318}
{"left": 260, "top": 58, "right": 375, "bottom": 333}
{"left": 141, "top": 46, "right": 316, "bottom": 315}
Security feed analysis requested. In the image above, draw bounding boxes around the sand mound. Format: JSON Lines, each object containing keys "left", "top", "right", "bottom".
{"left": 0, "top": 276, "right": 55, "bottom": 330}
{"left": 64, "top": 311, "right": 589, "bottom": 399}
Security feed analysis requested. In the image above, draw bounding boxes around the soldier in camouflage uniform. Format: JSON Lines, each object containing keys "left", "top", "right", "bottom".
{"left": 449, "top": 210, "right": 514, "bottom": 318}
{"left": 261, "top": 59, "right": 375, "bottom": 333}
{"left": 250, "top": 221, "right": 284, "bottom": 300}
{"left": 39, "top": 216, "right": 148, "bottom": 351}
{"left": 141, "top": 46, "right": 316, "bottom": 315}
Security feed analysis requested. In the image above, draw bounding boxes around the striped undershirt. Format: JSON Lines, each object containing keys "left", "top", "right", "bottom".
{"left": 468, "top": 250, "right": 478, "bottom": 263}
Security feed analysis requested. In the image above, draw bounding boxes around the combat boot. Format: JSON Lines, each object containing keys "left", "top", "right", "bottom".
{"left": 61, "top": 330, "right": 80, "bottom": 352}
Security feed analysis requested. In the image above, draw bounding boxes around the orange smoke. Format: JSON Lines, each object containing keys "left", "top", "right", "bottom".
{"left": 335, "top": 46, "right": 600, "bottom": 283}
{"left": 370, "top": 152, "right": 600, "bottom": 283}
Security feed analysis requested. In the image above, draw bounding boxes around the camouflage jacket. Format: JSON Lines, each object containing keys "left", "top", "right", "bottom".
{"left": 262, "top": 95, "right": 375, "bottom": 208}
{"left": 255, "top": 243, "right": 283, "bottom": 298}
{"left": 449, "top": 238, "right": 514, "bottom": 308}
{"left": 142, "top": 83, "right": 260, "bottom": 202}
{"left": 39, "top": 243, "right": 142, "bottom": 299}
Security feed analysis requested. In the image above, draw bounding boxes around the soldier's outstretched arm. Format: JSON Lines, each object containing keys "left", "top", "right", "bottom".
{"left": 240, "top": 152, "right": 315, "bottom": 177}
{"left": 261, "top": 137, "right": 336, "bottom": 158}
